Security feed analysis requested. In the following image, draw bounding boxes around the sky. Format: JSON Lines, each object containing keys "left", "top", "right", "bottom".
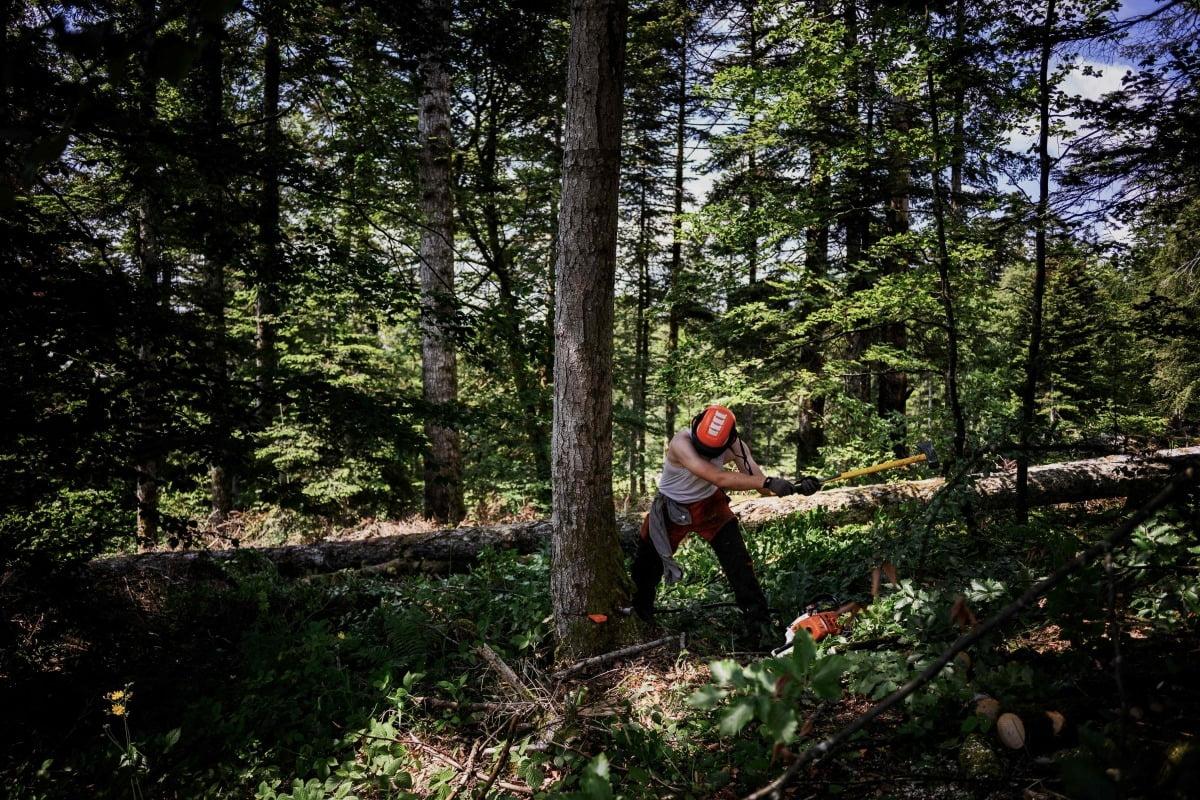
{"left": 1004, "top": 0, "right": 1180, "bottom": 239}
{"left": 683, "top": 1, "right": 1181, "bottom": 243}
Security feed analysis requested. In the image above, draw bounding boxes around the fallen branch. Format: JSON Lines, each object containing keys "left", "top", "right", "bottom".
{"left": 476, "top": 643, "right": 540, "bottom": 703}
{"left": 551, "top": 633, "right": 683, "bottom": 682}
{"left": 444, "top": 740, "right": 480, "bottom": 800}
{"left": 410, "top": 695, "right": 538, "bottom": 716}
{"left": 399, "top": 736, "right": 534, "bottom": 797}
{"left": 473, "top": 714, "right": 524, "bottom": 800}
{"left": 743, "top": 464, "right": 1198, "bottom": 800}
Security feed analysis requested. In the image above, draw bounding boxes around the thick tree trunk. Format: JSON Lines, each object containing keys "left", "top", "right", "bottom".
{"left": 89, "top": 448, "right": 1200, "bottom": 579}
{"left": 735, "top": 447, "right": 1198, "bottom": 526}
{"left": 418, "top": 0, "right": 465, "bottom": 525}
{"left": 550, "top": 0, "right": 631, "bottom": 658}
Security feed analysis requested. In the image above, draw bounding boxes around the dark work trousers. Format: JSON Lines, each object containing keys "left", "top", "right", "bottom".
{"left": 631, "top": 517, "right": 770, "bottom": 626}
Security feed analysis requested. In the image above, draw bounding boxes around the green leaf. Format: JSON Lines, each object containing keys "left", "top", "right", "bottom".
{"left": 686, "top": 684, "right": 728, "bottom": 710}
{"left": 810, "top": 654, "right": 848, "bottom": 699}
{"left": 718, "top": 700, "right": 756, "bottom": 737}
{"left": 578, "top": 753, "right": 613, "bottom": 800}
{"left": 162, "top": 727, "right": 182, "bottom": 749}
{"left": 792, "top": 628, "right": 820, "bottom": 671}
{"left": 708, "top": 659, "right": 741, "bottom": 686}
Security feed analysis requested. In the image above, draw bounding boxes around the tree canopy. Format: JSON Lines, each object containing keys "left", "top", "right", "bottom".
{"left": 3, "top": 0, "right": 1198, "bottom": 562}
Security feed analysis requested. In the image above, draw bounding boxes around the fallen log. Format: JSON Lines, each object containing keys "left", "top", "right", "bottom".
{"left": 87, "top": 446, "right": 1200, "bottom": 578}
{"left": 87, "top": 518, "right": 566, "bottom": 579}
{"left": 733, "top": 445, "right": 1200, "bottom": 526}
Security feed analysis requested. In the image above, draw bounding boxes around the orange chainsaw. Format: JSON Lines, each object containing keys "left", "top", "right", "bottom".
{"left": 772, "top": 594, "right": 863, "bottom": 656}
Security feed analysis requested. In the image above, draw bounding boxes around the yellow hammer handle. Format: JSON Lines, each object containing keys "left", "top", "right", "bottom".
{"left": 827, "top": 453, "right": 927, "bottom": 482}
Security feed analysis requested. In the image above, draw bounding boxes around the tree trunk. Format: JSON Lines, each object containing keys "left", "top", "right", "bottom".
{"left": 796, "top": 395, "right": 825, "bottom": 467}
{"left": 949, "top": 0, "right": 966, "bottom": 215}
{"left": 197, "top": 14, "right": 234, "bottom": 525}
{"left": 734, "top": 447, "right": 1198, "bottom": 525}
{"left": 133, "top": 216, "right": 161, "bottom": 550}
{"left": 664, "top": 17, "right": 688, "bottom": 441}
{"left": 418, "top": 0, "right": 465, "bottom": 525}
{"left": 925, "top": 67, "right": 967, "bottom": 459}
{"left": 630, "top": 185, "right": 651, "bottom": 502}
{"left": 878, "top": 93, "right": 911, "bottom": 455}
{"left": 551, "top": 0, "right": 631, "bottom": 659}
{"left": 89, "top": 448, "right": 1200, "bottom": 579}
{"left": 256, "top": 15, "right": 282, "bottom": 425}
{"left": 133, "top": 0, "right": 164, "bottom": 549}
{"left": 1017, "top": 0, "right": 1057, "bottom": 523}
{"left": 841, "top": 0, "right": 872, "bottom": 404}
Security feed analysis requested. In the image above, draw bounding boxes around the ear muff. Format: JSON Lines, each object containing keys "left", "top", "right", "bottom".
{"left": 690, "top": 405, "right": 738, "bottom": 457}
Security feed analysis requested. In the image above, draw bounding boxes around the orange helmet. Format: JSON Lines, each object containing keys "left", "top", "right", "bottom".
{"left": 690, "top": 405, "right": 738, "bottom": 457}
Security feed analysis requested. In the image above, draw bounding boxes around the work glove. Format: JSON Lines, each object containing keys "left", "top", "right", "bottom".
{"left": 797, "top": 476, "right": 821, "bottom": 495}
{"left": 763, "top": 476, "right": 796, "bottom": 497}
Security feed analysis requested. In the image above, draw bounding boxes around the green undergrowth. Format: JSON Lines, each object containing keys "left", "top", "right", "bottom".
{"left": 2, "top": 501, "right": 1198, "bottom": 800}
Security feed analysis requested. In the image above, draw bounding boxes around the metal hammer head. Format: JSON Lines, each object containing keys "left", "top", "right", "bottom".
{"left": 916, "top": 440, "right": 938, "bottom": 469}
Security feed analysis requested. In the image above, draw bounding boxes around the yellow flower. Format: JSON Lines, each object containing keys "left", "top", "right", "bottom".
{"left": 106, "top": 686, "right": 133, "bottom": 716}
{"left": 337, "top": 632, "right": 346, "bottom": 640}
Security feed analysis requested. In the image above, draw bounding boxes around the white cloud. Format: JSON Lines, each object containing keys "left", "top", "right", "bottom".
{"left": 1060, "top": 58, "right": 1128, "bottom": 102}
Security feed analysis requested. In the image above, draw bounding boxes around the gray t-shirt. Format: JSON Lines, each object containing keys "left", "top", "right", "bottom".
{"left": 656, "top": 438, "right": 726, "bottom": 503}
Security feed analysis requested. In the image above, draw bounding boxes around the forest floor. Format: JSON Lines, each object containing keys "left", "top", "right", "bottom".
{"left": 3, "top": 513, "right": 1199, "bottom": 799}
{"left": 552, "top": 621, "right": 1200, "bottom": 799}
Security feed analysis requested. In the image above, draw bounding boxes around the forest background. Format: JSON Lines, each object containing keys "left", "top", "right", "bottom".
{"left": 4, "top": 0, "right": 1199, "bottom": 564}
{"left": 3, "top": 0, "right": 1200, "bottom": 798}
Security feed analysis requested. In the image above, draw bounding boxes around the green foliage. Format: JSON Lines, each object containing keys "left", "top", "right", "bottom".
{"left": 7, "top": 498, "right": 1200, "bottom": 800}
{"left": 840, "top": 585, "right": 979, "bottom": 736}
{"left": 812, "top": 397, "right": 903, "bottom": 477}
{"left": 687, "top": 632, "right": 847, "bottom": 747}
{"left": 0, "top": 488, "right": 131, "bottom": 568}
{"left": 1119, "top": 515, "right": 1200, "bottom": 633}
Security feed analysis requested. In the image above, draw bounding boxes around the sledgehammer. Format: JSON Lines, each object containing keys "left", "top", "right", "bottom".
{"left": 818, "top": 441, "right": 939, "bottom": 485}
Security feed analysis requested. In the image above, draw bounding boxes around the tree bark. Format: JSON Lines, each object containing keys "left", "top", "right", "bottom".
{"left": 664, "top": 15, "right": 687, "bottom": 441}
{"left": 878, "top": 93, "right": 911, "bottom": 455}
{"left": 1017, "top": 0, "right": 1057, "bottom": 522}
{"left": 550, "top": 0, "right": 631, "bottom": 658}
{"left": 418, "top": 0, "right": 465, "bottom": 525}
{"left": 133, "top": 0, "right": 165, "bottom": 549}
{"left": 88, "top": 448, "right": 1200, "bottom": 579}
{"left": 196, "top": 13, "right": 235, "bottom": 525}
{"left": 255, "top": 14, "right": 282, "bottom": 425}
